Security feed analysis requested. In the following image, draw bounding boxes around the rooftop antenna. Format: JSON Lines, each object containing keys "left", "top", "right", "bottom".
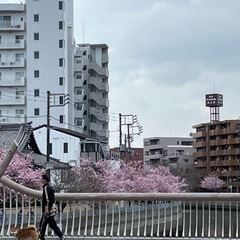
{"left": 83, "top": 21, "right": 85, "bottom": 44}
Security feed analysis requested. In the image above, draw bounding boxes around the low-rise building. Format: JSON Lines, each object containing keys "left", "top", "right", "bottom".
{"left": 144, "top": 137, "right": 194, "bottom": 168}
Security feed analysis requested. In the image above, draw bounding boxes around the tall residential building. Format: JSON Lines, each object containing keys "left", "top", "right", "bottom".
{"left": 0, "top": 1, "right": 109, "bottom": 151}
{"left": 74, "top": 44, "right": 109, "bottom": 144}
{"left": 193, "top": 120, "right": 240, "bottom": 192}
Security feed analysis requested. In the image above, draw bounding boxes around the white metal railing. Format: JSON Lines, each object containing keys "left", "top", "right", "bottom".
{"left": 1, "top": 183, "right": 240, "bottom": 239}
{"left": 1, "top": 142, "right": 240, "bottom": 239}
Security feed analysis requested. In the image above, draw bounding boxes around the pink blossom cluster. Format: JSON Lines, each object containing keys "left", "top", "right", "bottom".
{"left": 0, "top": 148, "right": 44, "bottom": 190}
{"left": 200, "top": 175, "right": 224, "bottom": 190}
{"left": 104, "top": 160, "right": 187, "bottom": 193}
{"left": 70, "top": 160, "right": 187, "bottom": 193}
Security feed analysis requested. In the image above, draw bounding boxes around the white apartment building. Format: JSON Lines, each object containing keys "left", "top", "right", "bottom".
{"left": 74, "top": 44, "right": 109, "bottom": 145}
{"left": 144, "top": 137, "right": 195, "bottom": 168}
{"left": 0, "top": 1, "right": 109, "bottom": 159}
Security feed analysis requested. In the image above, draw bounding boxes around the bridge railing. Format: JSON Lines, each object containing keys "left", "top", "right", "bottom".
{"left": 1, "top": 181, "right": 240, "bottom": 239}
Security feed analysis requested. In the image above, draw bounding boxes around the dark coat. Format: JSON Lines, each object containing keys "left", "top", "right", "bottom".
{"left": 42, "top": 183, "right": 55, "bottom": 213}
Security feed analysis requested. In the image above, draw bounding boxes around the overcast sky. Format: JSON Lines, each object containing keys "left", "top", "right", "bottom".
{"left": 4, "top": 0, "right": 240, "bottom": 148}
{"left": 74, "top": 0, "right": 240, "bottom": 148}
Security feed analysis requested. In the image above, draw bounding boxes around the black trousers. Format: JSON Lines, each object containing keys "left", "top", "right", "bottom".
{"left": 39, "top": 214, "right": 63, "bottom": 240}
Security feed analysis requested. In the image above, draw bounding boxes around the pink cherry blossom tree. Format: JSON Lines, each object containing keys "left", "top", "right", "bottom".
{"left": 0, "top": 149, "right": 43, "bottom": 190}
{"left": 68, "top": 160, "right": 187, "bottom": 193}
{"left": 104, "top": 160, "right": 187, "bottom": 193}
{"left": 200, "top": 175, "right": 224, "bottom": 191}
{"left": 67, "top": 159, "right": 110, "bottom": 193}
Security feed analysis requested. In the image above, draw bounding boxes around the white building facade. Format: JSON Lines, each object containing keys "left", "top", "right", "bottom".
{"left": 0, "top": 1, "right": 109, "bottom": 160}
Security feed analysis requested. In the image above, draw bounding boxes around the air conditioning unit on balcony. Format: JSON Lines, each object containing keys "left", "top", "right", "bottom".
{"left": 1, "top": 118, "right": 6, "bottom": 122}
{"left": 1, "top": 62, "right": 5, "bottom": 65}
{"left": 10, "top": 62, "right": 14, "bottom": 65}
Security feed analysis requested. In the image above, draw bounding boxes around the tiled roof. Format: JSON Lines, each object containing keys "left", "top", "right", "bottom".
{"left": 0, "top": 122, "right": 38, "bottom": 152}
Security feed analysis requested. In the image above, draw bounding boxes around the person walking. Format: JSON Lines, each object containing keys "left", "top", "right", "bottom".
{"left": 39, "top": 174, "right": 66, "bottom": 240}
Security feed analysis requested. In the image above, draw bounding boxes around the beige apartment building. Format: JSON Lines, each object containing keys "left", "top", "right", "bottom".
{"left": 193, "top": 119, "right": 240, "bottom": 192}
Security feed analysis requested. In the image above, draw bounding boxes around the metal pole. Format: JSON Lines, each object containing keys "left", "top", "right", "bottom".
{"left": 119, "top": 113, "right": 122, "bottom": 146}
{"left": 46, "top": 91, "right": 50, "bottom": 180}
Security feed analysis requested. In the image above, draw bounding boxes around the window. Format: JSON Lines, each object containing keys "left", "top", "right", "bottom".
{"left": 0, "top": 16, "right": 11, "bottom": 28}
{"left": 59, "top": 1, "right": 63, "bottom": 10}
{"left": 83, "top": 65, "right": 87, "bottom": 70}
{"left": 59, "top": 39, "right": 64, "bottom": 48}
{"left": 75, "top": 72, "right": 82, "bottom": 79}
{"left": 74, "top": 102, "right": 82, "bottom": 110}
{"left": 59, "top": 115, "right": 64, "bottom": 123}
{"left": 15, "top": 72, "right": 24, "bottom": 80}
{"left": 16, "top": 90, "right": 24, "bottom": 99}
{"left": 74, "top": 87, "right": 83, "bottom": 95}
{"left": 63, "top": 143, "right": 68, "bottom": 153}
{"left": 59, "top": 77, "right": 64, "bottom": 86}
{"left": 59, "top": 96, "right": 64, "bottom": 104}
{"left": 59, "top": 58, "right": 64, "bottom": 66}
{"left": 34, "top": 108, "right": 40, "bottom": 116}
{"left": 15, "top": 53, "right": 24, "bottom": 62}
{"left": 34, "top": 14, "right": 39, "bottom": 22}
{"left": 15, "top": 35, "right": 24, "bottom": 43}
{"left": 75, "top": 57, "right": 82, "bottom": 64}
{"left": 34, "top": 33, "right": 39, "bottom": 40}
{"left": 34, "top": 89, "right": 40, "bottom": 97}
{"left": 15, "top": 109, "right": 24, "bottom": 116}
{"left": 59, "top": 21, "right": 64, "bottom": 30}
{"left": 34, "top": 70, "right": 39, "bottom": 78}
{"left": 75, "top": 118, "right": 83, "bottom": 126}
{"left": 34, "top": 51, "right": 39, "bottom": 59}
{"left": 83, "top": 50, "right": 87, "bottom": 55}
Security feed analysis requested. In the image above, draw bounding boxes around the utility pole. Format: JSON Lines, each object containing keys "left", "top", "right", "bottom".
{"left": 46, "top": 91, "right": 50, "bottom": 179}
{"left": 119, "top": 113, "right": 143, "bottom": 162}
{"left": 46, "top": 91, "right": 69, "bottom": 181}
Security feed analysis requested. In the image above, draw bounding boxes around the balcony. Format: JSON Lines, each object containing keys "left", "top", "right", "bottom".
{"left": 0, "top": 58, "right": 25, "bottom": 68}
{"left": 0, "top": 39, "right": 25, "bottom": 49}
{"left": 90, "top": 122, "right": 109, "bottom": 138}
{"left": 89, "top": 92, "right": 109, "bottom": 107}
{"left": 229, "top": 138, "right": 240, "bottom": 144}
{"left": 89, "top": 77, "right": 109, "bottom": 92}
{"left": 89, "top": 107, "right": 108, "bottom": 122}
{"left": 0, "top": 95, "right": 25, "bottom": 105}
{"left": 193, "top": 151, "right": 207, "bottom": 158}
{"left": 216, "top": 128, "right": 228, "bottom": 135}
{"left": 90, "top": 61, "right": 109, "bottom": 77}
{"left": 192, "top": 130, "right": 206, "bottom": 138}
{"left": 102, "top": 53, "right": 109, "bottom": 63}
{"left": 0, "top": 21, "right": 25, "bottom": 31}
{"left": 0, "top": 114, "right": 26, "bottom": 123}
{"left": 0, "top": 76, "right": 25, "bottom": 86}
{"left": 193, "top": 141, "right": 207, "bottom": 148}
{"left": 194, "top": 161, "right": 207, "bottom": 167}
